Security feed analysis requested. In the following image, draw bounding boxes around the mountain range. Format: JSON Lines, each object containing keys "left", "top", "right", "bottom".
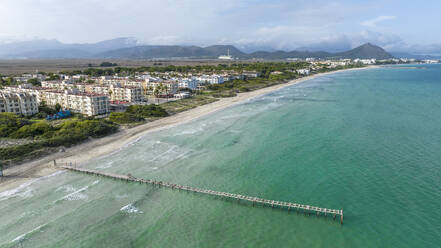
{"left": 0, "top": 38, "right": 395, "bottom": 60}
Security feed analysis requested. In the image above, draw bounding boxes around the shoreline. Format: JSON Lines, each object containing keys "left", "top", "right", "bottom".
{"left": 0, "top": 66, "right": 376, "bottom": 192}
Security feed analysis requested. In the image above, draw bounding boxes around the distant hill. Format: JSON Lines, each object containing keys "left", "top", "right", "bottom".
{"left": 334, "top": 43, "right": 392, "bottom": 59}
{"left": 98, "top": 45, "right": 245, "bottom": 59}
{"left": 1, "top": 37, "right": 138, "bottom": 59}
{"left": 245, "top": 50, "right": 332, "bottom": 60}
{"left": 0, "top": 38, "right": 393, "bottom": 60}
{"left": 98, "top": 43, "right": 392, "bottom": 60}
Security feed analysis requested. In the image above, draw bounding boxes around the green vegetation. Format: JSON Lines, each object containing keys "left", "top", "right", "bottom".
{"left": 109, "top": 105, "right": 168, "bottom": 124}
{"left": 27, "top": 78, "right": 41, "bottom": 86}
{"left": 109, "top": 112, "right": 143, "bottom": 124}
{"left": 47, "top": 73, "right": 60, "bottom": 80}
{"left": 0, "top": 113, "right": 30, "bottom": 137}
{"left": 0, "top": 103, "right": 168, "bottom": 162}
{"left": 126, "top": 105, "right": 168, "bottom": 118}
{"left": 0, "top": 76, "right": 15, "bottom": 87}
{"left": 0, "top": 113, "right": 118, "bottom": 162}
{"left": 62, "top": 61, "right": 311, "bottom": 77}
{"left": 161, "top": 95, "right": 218, "bottom": 114}
{"left": 100, "top": 62, "right": 118, "bottom": 67}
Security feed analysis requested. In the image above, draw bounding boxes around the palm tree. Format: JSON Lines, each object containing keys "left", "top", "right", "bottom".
{"left": 108, "top": 90, "right": 113, "bottom": 101}
{"left": 153, "top": 88, "right": 160, "bottom": 104}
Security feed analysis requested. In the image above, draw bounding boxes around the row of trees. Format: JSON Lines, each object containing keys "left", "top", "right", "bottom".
{"left": 59, "top": 61, "right": 312, "bottom": 78}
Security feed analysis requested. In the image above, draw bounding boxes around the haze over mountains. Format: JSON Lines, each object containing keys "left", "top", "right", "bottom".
{"left": 0, "top": 37, "right": 410, "bottom": 60}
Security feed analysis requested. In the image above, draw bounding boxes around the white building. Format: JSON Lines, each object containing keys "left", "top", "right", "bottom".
{"left": 178, "top": 78, "right": 198, "bottom": 89}
{"left": 218, "top": 49, "right": 233, "bottom": 60}
{"left": 0, "top": 91, "right": 39, "bottom": 116}
{"left": 41, "top": 80, "right": 76, "bottom": 90}
{"left": 242, "top": 71, "right": 261, "bottom": 78}
{"left": 174, "top": 92, "right": 191, "bottom": 99}
{"left": 196, "top": 75, "right": 224, "bottom": 85}
{"left": 354, "top": 59, "right": 376, "bottom": 65}
{"left": 146, "top": 81, "right": 179, "bottom": 95}
{"left": 2, "top": 85, "right": 46, "bottom": 104}
{"left": 296, "top": 69, "right": 310, "bottom": 75}
{"left": 43, "top": 90, "right": 109, "bottom": 116}
{"left": 109, "top": 85, "right": 144, "bottom": 102}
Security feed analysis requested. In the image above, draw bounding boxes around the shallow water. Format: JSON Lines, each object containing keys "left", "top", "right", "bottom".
{"left": 1, "top": 65, "right": 441, "bottom": 247}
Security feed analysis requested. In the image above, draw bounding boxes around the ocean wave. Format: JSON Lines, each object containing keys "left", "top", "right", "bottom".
{"left": 95, "top": 161, "right": 114, "bottom": 169}
{"left": 120, "top": 204, "right": 143, "bottom": 214}
{"left": 11, "top": 223, "right": 47, "bottom": 243}
{"left": 53, "top": 180, "right": 99, "bottom": 204}
{"left": 0, "top": 171, "right": 65, "bottom": 202}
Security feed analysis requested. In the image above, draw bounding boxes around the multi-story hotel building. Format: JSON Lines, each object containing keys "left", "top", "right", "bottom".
{"left": 146, "top": 81, "right": 179, "bottom": 95}
{"left": 43, "top": 90, "right": 109, "bottom": 116}
{"left": 0, "top": 91, "right": 39, "bottom": 116}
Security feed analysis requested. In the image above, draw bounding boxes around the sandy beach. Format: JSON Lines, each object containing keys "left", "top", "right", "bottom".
{"left": 0, "top": 66, "right": 374, "bottom": 192}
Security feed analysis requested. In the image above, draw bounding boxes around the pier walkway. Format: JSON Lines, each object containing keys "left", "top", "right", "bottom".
{"left": 60, "top": 164, "right": 344, "bottom": 224}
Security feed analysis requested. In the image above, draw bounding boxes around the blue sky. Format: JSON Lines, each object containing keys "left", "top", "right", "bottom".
{"left": 0, "top": 0, "right": 440, "bottom": 53}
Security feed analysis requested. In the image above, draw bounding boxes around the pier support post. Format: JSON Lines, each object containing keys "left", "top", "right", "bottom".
{"left": 340, "top": 212, "right": 344, "bottom": 225}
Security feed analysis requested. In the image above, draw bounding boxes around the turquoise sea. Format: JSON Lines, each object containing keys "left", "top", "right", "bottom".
{"left": 1, "top": 65, "right": 441, "bottom": 247}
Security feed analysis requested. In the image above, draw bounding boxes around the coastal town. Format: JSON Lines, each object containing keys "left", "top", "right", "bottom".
{"left": 0, "top": 56, "right": 432, "bottom": 169}
{"left": 2, "top": 0, "right": 441, "bottom": 246}
{"left": 0, "top": 57, "right": 432, "bottom": 118}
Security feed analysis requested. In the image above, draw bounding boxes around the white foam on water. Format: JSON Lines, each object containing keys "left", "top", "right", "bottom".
{"left": 0, "top": 171, "right": 65, "bottom": 202}
{"left": 53, "top": 180, "right": 99, "bottom": 204}
{"left": 120, "top": 204, "right": 143, "bottom": 214}
{"left": 11, "top": 224, "right": 46, "bottom": 243}
{"left": 149, "top": 144, "right": 179, "bottom": 163}
{"left": 122, "top": 136, "right": 143, "bottom": 148}
{"left": 55, "top": 185, "right": 76, "bottom": 193}
{"left": 95, "top": 161, "right": 114, "bottom": 169}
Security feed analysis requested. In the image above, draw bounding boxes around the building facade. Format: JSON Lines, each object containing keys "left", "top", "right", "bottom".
{"left": 0, "top": 91, "right": 39, "bottom": 116}
{"left": 43, "top": 91, "right": 109, "bottom": 116}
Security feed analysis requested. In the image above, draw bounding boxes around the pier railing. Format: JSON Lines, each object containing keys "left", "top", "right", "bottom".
{"left": 59, "top": 163, "right": 344, "bottom": 224}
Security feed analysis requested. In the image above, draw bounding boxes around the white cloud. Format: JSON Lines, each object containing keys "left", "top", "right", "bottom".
{"left": 361, "top": 16, "right": 396, "bottom": 28}
{"left": 0, "top": 1, "right": 440, "bottom": 54}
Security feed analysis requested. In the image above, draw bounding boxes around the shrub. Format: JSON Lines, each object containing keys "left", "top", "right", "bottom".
{"left": 126, "top": 105, "right": 168, "bottom": 118}
{"left": 0, "top": 113, "right": 29, "bottom": 137}
{"left": 109, "top": 112, "right": 143, "bottom": 124}
{"left": 239, "top": 86, "right": 250, "bottom": 92}
{"left": 12, "top": 121, "right": 53, "bottom": 138}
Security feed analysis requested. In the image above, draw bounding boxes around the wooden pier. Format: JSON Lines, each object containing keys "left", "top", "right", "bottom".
{"left": 60, "top": 164, "right": 344, "bottom": 224}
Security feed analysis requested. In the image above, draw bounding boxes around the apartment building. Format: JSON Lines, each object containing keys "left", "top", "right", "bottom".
{"left": 43, "top": 90, "right": 109, "bottom": 116}
{"left": 0, "top": 91, "right": 39, "bottom": 116}
{"left": 196, "top": 75, "right": 225, "bottom": 85}
{"left": 109, "top": 85, "right": 144, "bottom": 102}
{"left": 2, "top": 85, "right": 46, "bottom": 104}
{"left": 146, "top": 81, "right": 179, "bottom": 95}
{"left": 178, "top": 78, "right": 198, "bottom": 89}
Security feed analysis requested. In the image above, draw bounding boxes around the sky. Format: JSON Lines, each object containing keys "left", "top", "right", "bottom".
{"left": 0, "top": 0, "right": 440, "bottom": 54}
